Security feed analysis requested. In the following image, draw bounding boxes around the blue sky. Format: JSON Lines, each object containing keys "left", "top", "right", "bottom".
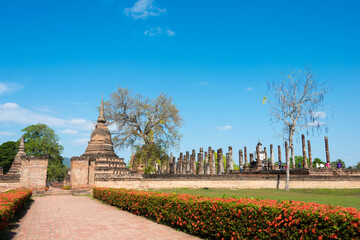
{"left": 0, "top": 0, "right": 359, "bottom": 166}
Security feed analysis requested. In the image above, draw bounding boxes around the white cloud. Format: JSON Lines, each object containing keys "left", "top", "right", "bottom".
{"left": 307, "top": 121, "right": 326, "bottom": 127}
{"left": 216, "top": 125, "right": 232, "bottom": 131}
{"left": 0, "top": 131, "right": 16, "bottom": 136}
{"left": 144, "top": 27, "right": 162, "bottom": 36}
{"left": 1, "top": 103, "right": 20, "bottom": 109}
{"left": 166, "top": 29, "right": 175, "bottom": 36}
{"left": 199, "top": 81, "right": 208, "bottom": 86}
{"left": 59, "top": 129, "right": 78, "bottom": 135}
{"left": 0, "top": 82, "right": 23, "bottom": 95}
{"left": 125, "top": 0, "right": 166, "bottom": 20}
{"left": 144, "top": 27, "right": 176, "bottom": 37}
{"left": 246, "top": 87, "right": 253, "bottom": 91}
{"left": 0, "top": 102, "right": 94, "bottom": 131}
{"left": 311, "top": 111, "right": 326, "bottom": 119}
{"left": 68, "top": 118, "right": 88, "bottom": 125}
{"left": 69, "top": 138, "right": 89, "bottom": 146}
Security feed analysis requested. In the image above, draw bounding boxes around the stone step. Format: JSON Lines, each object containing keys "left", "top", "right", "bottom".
{"left": 44, "top": 190, "right": 72, "bottom": 196}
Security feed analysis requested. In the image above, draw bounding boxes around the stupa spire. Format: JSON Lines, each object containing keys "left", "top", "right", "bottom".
{"left": 97, "top": 93, "right": 106, "bottom": 123}
{"left": 19, "top": 135, "right": 25, "bottom": 151}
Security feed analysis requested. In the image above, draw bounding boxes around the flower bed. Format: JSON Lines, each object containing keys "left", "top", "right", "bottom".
{"left": 0, "top": 189, "right": 32, "bottom": 230}
{"left": 93, "top": 187, "right": 360, "bottom": 239}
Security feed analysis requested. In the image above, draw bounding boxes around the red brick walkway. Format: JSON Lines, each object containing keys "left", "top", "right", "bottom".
{"left": 13, "top": 195, "right": 199, "bottom": 240}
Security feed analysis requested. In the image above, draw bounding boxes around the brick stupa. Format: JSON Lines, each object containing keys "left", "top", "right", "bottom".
{"left": 82, "top": 95, "right": 117, "bottom": 158}
{"left": 7, "top": 136, "right": 26, "bottom": 175}
{"left": 70, "top": 95, "right": 130, "bottom": 188}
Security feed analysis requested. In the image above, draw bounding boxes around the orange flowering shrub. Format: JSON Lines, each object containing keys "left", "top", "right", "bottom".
{"left": 94, "top": 188, "right": 360, "bottom": 239}
{"left": 0, "top": 189, "right": 32, "bottom": 230}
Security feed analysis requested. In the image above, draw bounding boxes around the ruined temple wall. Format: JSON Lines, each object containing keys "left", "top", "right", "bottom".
{"left": 0, "top": 181, "right": 21, "bottom": 192}
{"left": 89, "top": 160, "right": 96, "bottom": 186}
{"left": 19, "top": 157, "right": 48, "bottom": 188}
{"left": 70, "top": 157, "right": 90, "bottom": 188}
{"left": 95, "top": 176, "right": 360, "bottom": 190}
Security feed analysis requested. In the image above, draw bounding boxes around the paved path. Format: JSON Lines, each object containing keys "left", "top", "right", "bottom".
{"left": 12, "top": 195, "right": 199, "bottom": 240}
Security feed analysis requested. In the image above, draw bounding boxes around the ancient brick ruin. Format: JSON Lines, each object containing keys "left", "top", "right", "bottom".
{"left": 70, "top": 96, "right": 133, "bottom": 189}
{"left": 0, "top": 136, "right": 48, "bottom": 191}
{"left": 2, "top": 97, "right": 359, "bottom": 192}
{"left": 161, "top": 135, "right": 360, "bottom": 179}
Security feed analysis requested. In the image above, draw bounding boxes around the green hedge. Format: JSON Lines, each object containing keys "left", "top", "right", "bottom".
{"left": 0, "top": 189, "right": 32, "bottom": 230}
{"left": 94, "top": 187, "right": 360, "bottom": 239}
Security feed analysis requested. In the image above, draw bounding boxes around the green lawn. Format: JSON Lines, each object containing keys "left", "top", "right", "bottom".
{"left": 156, "top": 188, "right": 360, "bottom": 209}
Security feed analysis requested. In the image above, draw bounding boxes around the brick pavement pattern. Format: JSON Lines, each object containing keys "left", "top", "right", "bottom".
{"left": 13, "top": 195, "right": 200, "bottom": 240}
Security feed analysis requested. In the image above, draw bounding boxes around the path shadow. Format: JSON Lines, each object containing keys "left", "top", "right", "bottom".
{"left": 0, "top": 199, "right": 34, "bottom": 240}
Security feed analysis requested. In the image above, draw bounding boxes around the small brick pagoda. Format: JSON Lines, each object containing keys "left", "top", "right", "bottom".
{"left": 7, "top": 136, "right": 26, "bottom": 175}
{"left": 70, "top": 96, "right": 131, "bottom": 189}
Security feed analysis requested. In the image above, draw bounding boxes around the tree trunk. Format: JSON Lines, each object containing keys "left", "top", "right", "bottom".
{"left": 288, "top": 126, "right": 295, "bottom": 168}
{"left": 291, "top": 145, "right": 295, "bottom": 169}
{"left": 289, "top": 137, "right": 294, "bottom": 168}
{"left": 285, "top": 141, "right": 290, "bottom": 191}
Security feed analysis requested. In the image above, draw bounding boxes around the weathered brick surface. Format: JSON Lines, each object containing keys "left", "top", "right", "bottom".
{"left": 95, "top": 178, "right": 360, "bottom": 190}
{"left": 70, "top": 157, "right": 90, "bottom": 188}
{"left": 0, "top": 181, "right": 21, "bottom": 192}
{"left": 13, "top": 195, "right": 199, "bottom": 240}
{"left": 70, "top": 97, "right": 131, "bottom": 189}
{"left": 20, "top": 157, "right": 48, "bottom": 188}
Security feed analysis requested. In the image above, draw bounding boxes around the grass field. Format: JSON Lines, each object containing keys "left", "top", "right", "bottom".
{"left": 156, "top": 188, "right": 360, "bottom": 209}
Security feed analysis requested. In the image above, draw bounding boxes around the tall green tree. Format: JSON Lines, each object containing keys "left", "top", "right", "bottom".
{"left": 105, "top": 87, "right": 183, "bottom": 169}
{"left": 133, "top": 143, "right": 169, "bottom": 174}
{"left": 22, "top": 124, "right": 68, "bottom": 181}
{"left": 292, "top": 156, "right": 310, "bottom": 168}
{"left": 22, "top": 124, "right": 63, "bottom": 161}
{"left": 47, "top": 160, "right": 69, "bottom": 182}
{"left": 356, "top": 162, "right": 360, "bottom": 170}
{"left": 0, "top": 141, "right": 19, "bottom": 173}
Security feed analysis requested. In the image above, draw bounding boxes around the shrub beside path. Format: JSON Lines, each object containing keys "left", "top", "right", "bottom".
{"left": 12, "top": 195, "right": 199, "bottom": 240}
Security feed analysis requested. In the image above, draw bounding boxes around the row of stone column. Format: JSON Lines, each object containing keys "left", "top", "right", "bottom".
{"left": 169, "top": 146, "right": 235, "bottom": 174}
{"left": 299, "top": 135, "right": 331, "bottom": 168}
{"left": 168, "top": 136, "right": 331, "bottom": 173}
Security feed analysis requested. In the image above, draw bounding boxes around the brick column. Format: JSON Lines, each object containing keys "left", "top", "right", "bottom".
{"left": 270, "top": 144, "right": 274, "bottom": 169}
{"left": 244, "top": 147, "right": 248, "bottom": 167}
{"left": 302, "top": 134, "right": 307, "bottom": 168}
{"left": 228, "top": 146, "right": 234, "bottom": 172}
{"left": 325, "top": 136, "right": 330, "bottom": 164}
{"left": 278, "top": 145, "right": 282, "bottom": 169}
{"left": 239, "top": 149, "right": 243, "bottom": 171}
{"left": 308, "top": 140, "right": 313, "bottom": 168}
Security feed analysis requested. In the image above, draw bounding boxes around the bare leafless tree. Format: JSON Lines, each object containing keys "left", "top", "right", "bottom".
{"left": 104, "top": 87, "right": 183, "bottom": 152}
{"left": 267, "top": 67, "right": 328, "bottom": 190}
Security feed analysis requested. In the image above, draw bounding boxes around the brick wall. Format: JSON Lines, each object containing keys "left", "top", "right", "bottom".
{"left": 95, "top": 175, "right": 360, "bottom": 190}
{"left": 20, "top": 157, "right": 48, "bottom": 188}
{"left": 70, "top": 157, "right": 90, "bottom": 188}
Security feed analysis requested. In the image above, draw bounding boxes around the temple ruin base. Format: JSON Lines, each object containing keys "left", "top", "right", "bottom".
{"left": 94, "top": 175, "right": 360, "bottom": 190}
{"left": 0, "top": 156, "right": 48, "bottom": 192}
